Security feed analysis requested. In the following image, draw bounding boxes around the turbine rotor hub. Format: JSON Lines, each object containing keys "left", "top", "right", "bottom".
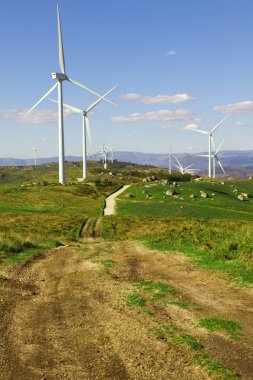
{"left": 51, "top": 72, "right": 69, "bottom": 81}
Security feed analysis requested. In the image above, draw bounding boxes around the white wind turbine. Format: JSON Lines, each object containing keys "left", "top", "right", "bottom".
{"left": 198, "top": 139, "right": 225, "bottom": 178}
{"left": 99, "top": 145, "right": 111, "bottom": 169}
{"left": 173, "top": 157, "right": 199, "bottom": 175}
{"left": 32, "top": 147, "right": 38, "bottom": 166}
{"left": 25, "top": 4, "right": 113, "bottom": 185}
{"left": 49, "top": 85, "right": 116, "bottom": 180}
{"left": 192, "top": 114, "right": 229, "bottom": 178}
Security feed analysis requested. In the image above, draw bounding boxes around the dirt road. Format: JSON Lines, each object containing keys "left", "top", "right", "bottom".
{"left": 1, "top": 241, "right": 253, "bottom": 379}
{"left": 103, "top": 185, "right": 131, "bottom": 215}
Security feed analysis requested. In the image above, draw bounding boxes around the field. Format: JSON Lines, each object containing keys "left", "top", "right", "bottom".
{"left": 0, "top": 164, "right": 253, "bottom": 379}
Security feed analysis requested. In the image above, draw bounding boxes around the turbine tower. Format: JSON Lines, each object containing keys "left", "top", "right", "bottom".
{"left": 49, "top": 86, "right": 116, "bottom": 179}
{"left": 192, "top": 114, "right": 229, "bottom": 178}
{"left": 198, "top": 139, "right": 225, "bottom": 178}
{"left": 25, "top": 5, "right": 113, "bottom": 185}
{"left": 32, "top": 147, "right": 38, "bottom": 166}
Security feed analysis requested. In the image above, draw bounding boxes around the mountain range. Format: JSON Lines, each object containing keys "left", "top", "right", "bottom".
{"left": 1, "top": 150, "right": 253, "bottom": 177}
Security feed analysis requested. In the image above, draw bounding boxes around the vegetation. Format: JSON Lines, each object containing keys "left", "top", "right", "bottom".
{"left": 0, "top": 162, "right": 125, "bottom": 263}
{"left": 197, "top": 317, "right": 243, "bottom": 340}
{"left": 116, "top": 179, "right": 253, "bottom": 221}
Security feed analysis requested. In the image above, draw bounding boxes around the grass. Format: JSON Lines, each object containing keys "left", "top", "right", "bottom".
{"left": 125, "top": 280, "right": 179, "bottom": 316}
{"left": 156, "top": 324, "right": 239, "bottom": 379}
{"left": 166, "top": 300, "right": 189, "bottom": 309}
{"left": 135, "top": 280, "right": 176, "bottom": 300}
{"left": 102, "top": 215, "right": 253, "bottom": 285}
{"left": 0, "top": 165, "right": 124, "bottom": 264}
{"left": 92, "top": 259, "right": 115, "bottom": 271}
{"left": 116, "top": 180, "right": 253, "bottom": 221}
{"left": 197, "top": 317, "right": 243, "bottom": 340}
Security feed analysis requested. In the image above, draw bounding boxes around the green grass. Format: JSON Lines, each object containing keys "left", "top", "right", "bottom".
{"left": 135, "top": 280, "right": 176, "bottom": 300}
{"left": 156, "top": 324, "right": 239, "bottom": 379}
{"left": 166, "top": 300, "right": 189, "bottom": 309}
{"left": 197, "top": 317, "right": 243, "bottom": 340}
{"left": 102, "top": 215, "right": 253, "bottom": 285}
{"left": 125, "top": 280, "right": 179, "bottom": 317}
{"left": 117, "top": 180, "right": 253, "bottom": 221}
{"left": 92, "top": 259, "right": 115, "bottom": 271}
{"left": 0, "top": 164, "right": 125, "bottom": 265}
{"left": 126, "top": 293, "right": 146, "bottom": 308}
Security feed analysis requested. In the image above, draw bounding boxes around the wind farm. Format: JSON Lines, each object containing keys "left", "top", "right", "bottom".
{"left": 1, "top": 2, "right": 253, "bottom": 379}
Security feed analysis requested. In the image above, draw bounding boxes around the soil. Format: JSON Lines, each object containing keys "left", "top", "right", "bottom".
{"left": 1, "top": 239, "right": 253, "bottom": 379}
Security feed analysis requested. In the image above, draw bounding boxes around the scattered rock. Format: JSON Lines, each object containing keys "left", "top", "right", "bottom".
{"left": 189, "top": 194, "right": 195, "bottom": 199}
{"left": 200, "top": 191, "right": 208, "bottom": 198}
{"left": 125, "top": 193, "right": 134, "bottom": 198}
{"left": 238, "top": 194, "right": 245, "bottom": 201}
{"left": 166, "top": 189, "right": 178, "bottom": 196}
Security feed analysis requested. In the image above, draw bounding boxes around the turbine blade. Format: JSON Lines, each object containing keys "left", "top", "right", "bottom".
{"left": 174, "top": 157, "right": 183, "bottom": 169}
{"left": 172, "top": 163, "right": 181, "bottom": 170}
{"left": 24, "top": 82, "right": 58, "bottom": 116}
{"left": 211, "top": 114, "right": 230, "bottom": 133}
{"left": 85, "top": 116, "right": 92, "bottom": 151}
{"left": 185, "top": 164, "right": 194, "bottom": 170}
{"left": 86, "top": 85, "right": 117, "bottom": 113}
{"left": 192, "top": 129, "right": 209, "bottom": 135}
{"left": 217, "top": 158, "right": 226, "bottom": 174}
{"left": 197, "top": 154, "right": 209, "bottom": 157}
{"left": 216, "top": 139, "right": 225, "bottom": 154}
{"left": 57, "top": 4, "right": 66, "bottom": 74}
{"left": 48, "top": 98, "right": 82, "bottom": 114}
{"left": 68, "top": 78, "right": 115, "bottom": 106}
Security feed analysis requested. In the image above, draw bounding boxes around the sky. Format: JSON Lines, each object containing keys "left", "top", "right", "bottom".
{"left": 1, "top": 0, "right": 253, "bottom": 158}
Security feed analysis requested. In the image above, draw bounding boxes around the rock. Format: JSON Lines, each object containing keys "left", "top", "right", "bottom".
{"left": 125, "top": 193, "right": 134, "bottom": 198}
{"left": 200, "top": 191, "right": 208, "bottom": 198}
{"left": 248, "top": 176, "right": 253, "bottom": 180}
{"left": 238, "top": 194, "right": 245, "bottom": 201}
{"left": 242, "top": 193, "right": 249, "bottom": 199}
{"left": 190, "top": 194, "right": 195, "bottom": 199}
{"left": 166, "top": 189, "right": 176, "bottom": 196}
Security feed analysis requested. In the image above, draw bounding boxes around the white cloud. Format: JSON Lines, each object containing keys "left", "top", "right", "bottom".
{"left": 214, "top": 100, "right": 253, "bottom": 114}
{"left": 166, "top": 50, "right": 176, "bottom": 56}
{"left": 234, "top": 121, "right": 253, "bottom": 127}
{"left": 120, "top": 93, "right": 140, "bottom": 101}
{"left": 183, "top": 123, "right": 199, "bottom": 131}
{"left": 111, "top": 109, "right": 193, "bottom": 124}
{"left": 120, "top": 93, "right": 194, "bottom": 104}
{"left": 0, "top": 108, "right": 74, "bottom": 124}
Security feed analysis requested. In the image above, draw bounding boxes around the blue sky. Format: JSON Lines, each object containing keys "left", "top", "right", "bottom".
{"left": 1, "top": 0, "right": 253, "bottom": 158}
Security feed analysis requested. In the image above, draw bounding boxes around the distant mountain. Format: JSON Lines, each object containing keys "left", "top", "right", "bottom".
{"left": 1, "top": 150, "right": 253, "bottom": 177}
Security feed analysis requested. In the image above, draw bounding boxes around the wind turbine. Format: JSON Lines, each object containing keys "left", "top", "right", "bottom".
{"left": 99, "top": 145, "right": 111, "bottom": 169}
{"left": 49, "top": 85, "right": 116, "bottom": 179}
{"left": 25, "top": 5, "right": 113, "bottom": 185}
{"left": 173, "top": 157, "right": 199, "bottom": 175}
{"left": 32, "top": 147, "right": 38, "bottom": 166}
{"left": 192, "top": 114, "right": 229, "bottom": 178}
{"left": 198, "top": 139, "right": 225, "bottom": 178}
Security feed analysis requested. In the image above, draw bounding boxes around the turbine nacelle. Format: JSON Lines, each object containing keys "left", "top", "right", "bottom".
{"left": 51, "top": 72, "right": 69, "bottom": 81}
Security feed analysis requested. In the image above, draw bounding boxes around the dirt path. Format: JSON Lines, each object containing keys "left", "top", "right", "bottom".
{"left": 104, "top": 185, "right": 131, "bottom": 215}
{"left": 1, "top": 241, "right": 253, "bottom": 379}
